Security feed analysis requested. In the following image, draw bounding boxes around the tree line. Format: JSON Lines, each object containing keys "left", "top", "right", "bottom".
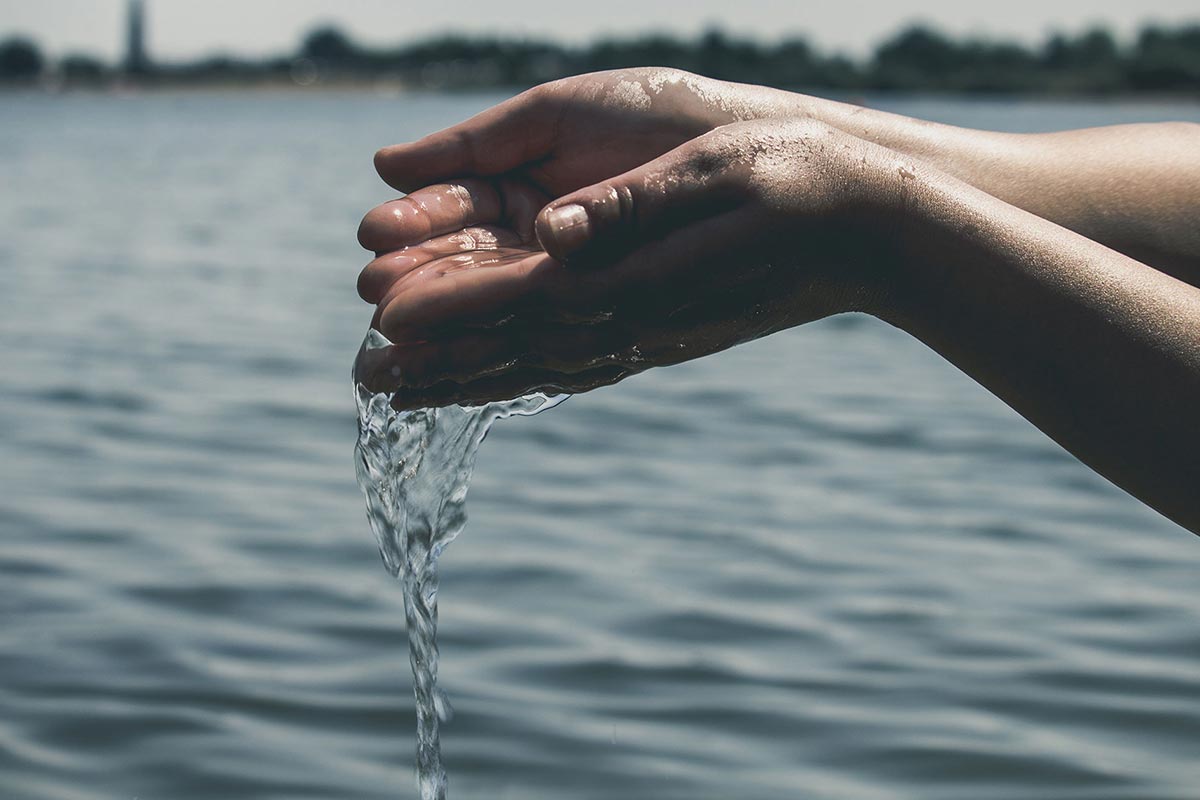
{"left": 2, "top": 22, "right": 1198, "bottom": 94}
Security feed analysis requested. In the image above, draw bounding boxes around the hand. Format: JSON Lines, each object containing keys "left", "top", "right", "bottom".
{"left": 356, "top": 118, "right": 908, "bottom": 408}
{"left": 368, "top": 68, "right": 784, "bottom": 199}
{"left": 355, "top": 68, "right": 790, "bottom": 318}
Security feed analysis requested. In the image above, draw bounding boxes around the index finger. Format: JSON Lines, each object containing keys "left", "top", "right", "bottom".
{"left": 374, "top": 87, "right": 555, "bottom": 192}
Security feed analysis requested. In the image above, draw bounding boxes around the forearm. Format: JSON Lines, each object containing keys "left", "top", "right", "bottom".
{"left": 875, "top": 160, "right": 1200, "bottom": 534}
{"left": 721, "top": 79, "right": 1200, "bottom": 280}
{"left": 821, "top": 111, "right": 1200, "bottom": 282}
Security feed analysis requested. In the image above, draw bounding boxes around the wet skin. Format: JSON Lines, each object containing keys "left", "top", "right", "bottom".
{"left": 356, "top": 69, "right": 1200, "bottom": 534}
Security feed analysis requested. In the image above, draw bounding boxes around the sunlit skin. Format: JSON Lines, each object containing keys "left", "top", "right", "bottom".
{"left": 356, "top": 69, "right": 1200, "bottom": 534}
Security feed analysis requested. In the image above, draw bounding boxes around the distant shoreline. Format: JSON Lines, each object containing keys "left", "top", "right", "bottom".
{"left": 3, "top": 78, "right": 1198, "bottom": 104}
{"left": 3, "top": 21, "right": 1199, "bottom": 100}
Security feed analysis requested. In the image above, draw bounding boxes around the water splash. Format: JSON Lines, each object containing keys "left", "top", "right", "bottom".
{"left": 353, "top": 329, "right": 562, "bottom": 799}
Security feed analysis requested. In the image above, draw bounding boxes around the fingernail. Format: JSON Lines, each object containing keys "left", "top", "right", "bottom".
{"left": 544, "top": 204, "right": 591, "bottom": 253}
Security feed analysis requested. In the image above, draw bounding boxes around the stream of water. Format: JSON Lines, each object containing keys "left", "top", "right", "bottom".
{"left": 353, "top": 330, "right": 563, "bottom": 799}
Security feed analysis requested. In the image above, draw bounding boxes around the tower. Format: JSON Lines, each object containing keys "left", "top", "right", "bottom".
{"left": 124, "top": 0, "right": 149, "bottom": 75}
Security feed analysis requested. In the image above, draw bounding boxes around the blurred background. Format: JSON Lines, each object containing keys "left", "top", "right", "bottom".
{"left": 2, "top": 2, "right": 1198, "bottom": 799}
{"left": 3, "top": 0, "right": 1200, "bottom": 92}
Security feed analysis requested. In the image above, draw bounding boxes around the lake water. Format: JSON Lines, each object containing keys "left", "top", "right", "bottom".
{"left": 1, "top": 88, "right": 1198, "bottom": 800}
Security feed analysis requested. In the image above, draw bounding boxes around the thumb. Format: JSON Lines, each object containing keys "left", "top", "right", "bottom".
{"left": 535, "top": 139, "right": 729, "bottom": 263}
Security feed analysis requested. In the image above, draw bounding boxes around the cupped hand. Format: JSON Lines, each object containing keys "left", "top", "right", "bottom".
{"left": 356, "top": 118, "right": 909, "bottom": 408}
{"left": 355, "top": 68, "right": 786, "bottom": 309}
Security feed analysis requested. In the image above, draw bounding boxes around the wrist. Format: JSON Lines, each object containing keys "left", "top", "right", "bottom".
{"left": 867, "top": 156, "right": 1001, "bottom": 333}
{"left": 843, "top": 144, "right": 950, "bottom": 325}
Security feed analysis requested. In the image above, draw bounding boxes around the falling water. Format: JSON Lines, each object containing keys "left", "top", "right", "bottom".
{"left": 353, "top": 330, "right": 562, "bottom": 799}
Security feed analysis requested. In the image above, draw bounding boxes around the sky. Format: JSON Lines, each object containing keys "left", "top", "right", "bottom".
{"left": 3, "top": 0, "right": 1198, "bottom": 62}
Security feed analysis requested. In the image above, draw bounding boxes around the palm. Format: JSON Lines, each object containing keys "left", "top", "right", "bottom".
{"left": 358, "top": 223, "right": 551, "bottom": 331}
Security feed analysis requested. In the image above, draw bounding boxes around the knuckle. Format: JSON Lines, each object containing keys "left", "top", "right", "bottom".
{"left": 612, "top": 183, "right": 636, "bottom": 226}
{"left": 455, "top": 128, "right": 482, "bottom": 173}
{"left": 453, "top": 128, "right": 487, "bottom": 176}
{"left": 782, "top": 118, "right": 840, "bottom": 158}
{"left": 524, "top": 81, "right": 554, "bottom": 106}
{"left": 790, "top": 117, "right": 834, "bottom": 139}
{"left": 582, "top": 182, "right": 638, "bottom": 235}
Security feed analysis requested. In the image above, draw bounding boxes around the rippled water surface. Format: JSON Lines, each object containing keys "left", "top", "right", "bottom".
{"left": 2, "top": 90, "right": 1198, "bottom": 800}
